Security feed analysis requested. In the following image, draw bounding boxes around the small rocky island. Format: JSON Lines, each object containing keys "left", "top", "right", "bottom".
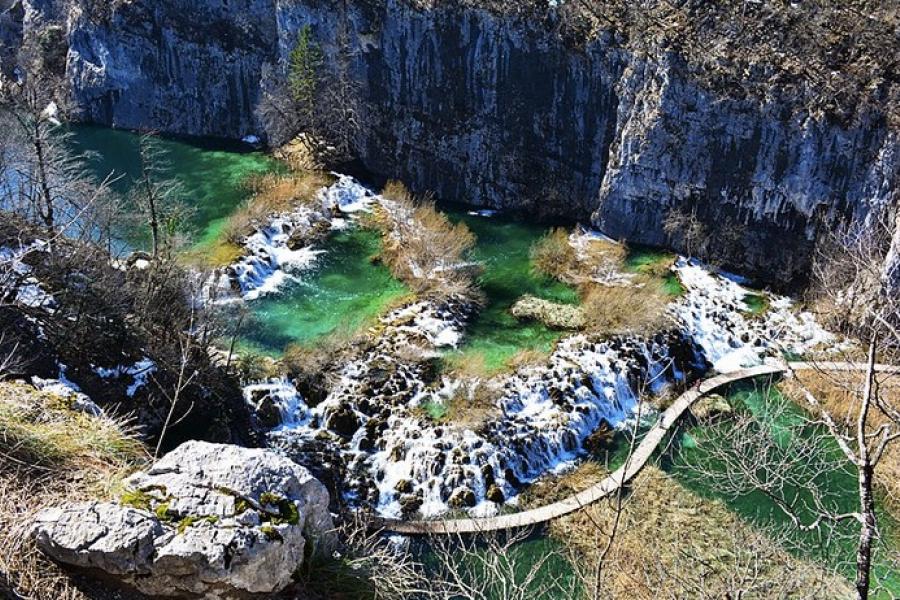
{"left": 0, "top": 1, "right": 898, "bottom": 599}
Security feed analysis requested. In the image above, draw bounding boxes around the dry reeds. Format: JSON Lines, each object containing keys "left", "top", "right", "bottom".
{"left": 222, "top": 171, "right": 334, "bottom": 245}
{"left": 0, "top": 382, "right": 147, "bottom": 600}
{"left": 375, "top": 181, "right": 481, "bottom": 303}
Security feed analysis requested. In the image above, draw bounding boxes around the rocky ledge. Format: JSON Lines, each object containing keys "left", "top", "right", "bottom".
{"left": 31, "top": 441, "right": 334, "bottom": 599}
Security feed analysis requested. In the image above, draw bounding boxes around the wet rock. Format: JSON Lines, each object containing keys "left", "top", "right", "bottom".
{"left": 447, "top": 487, "right": 477, "bottom": 509}
{"left": 486, "top": 485, "right": 505, "bottom": 504}
{"left": 399, "top": 494, "right": 423, "bottom": 514}
{"left": 394, "top": 479, "right": 414, "bottom": 494}
{"left": 583, "top": 420, "right": 616, "bottom": 454}
{"left": 326, "top": 405, "right": 360, "bottom": 438}
{"left": 255, "top": 394, "right": 282, "bottom": 429}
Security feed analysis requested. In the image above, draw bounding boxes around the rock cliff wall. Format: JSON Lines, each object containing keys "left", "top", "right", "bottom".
{"left": 4, "top": 0, "right": 898, "bottom": 285}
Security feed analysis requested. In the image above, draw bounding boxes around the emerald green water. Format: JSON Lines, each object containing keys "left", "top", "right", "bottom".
{"left": 443, "top": 209, "right": 580, "bottom": 373}
{"left": 69, "top": 126, "right": 407, "bottom": 352}
{"left": 669, "top": 380, "right": 900, "bottom": 594}
{"left": 70, "top": 125, "right": 279, "bottom": 246}
{"left": 238, "top": 227, "right": 408, "bottom": 355}
{"left": 70, "top": 126, "right": 580, "bottom": 359}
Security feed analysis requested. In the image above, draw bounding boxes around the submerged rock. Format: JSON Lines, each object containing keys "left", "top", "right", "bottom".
{"left": 690, "top": 393, "right": 733, "bottom": 421}
{"left": 32, "top": 441, "right": 333, "bottom": 599}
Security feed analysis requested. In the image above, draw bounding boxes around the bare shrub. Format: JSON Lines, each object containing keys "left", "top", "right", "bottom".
{"left": 296, "top": 512, "right": 430, "bottom": 600}
{"left": 375, "top": 181, "right": 481, "bottom": 303}
{"left": 663, "top": 207, "right": 707, "bottom": 259}
{"left": 580, "top": 281, "right": 672, "bottom": 336}
{"left": 781, "top": 372, "right": 900, "bottom": 518}
{"left": 428, "top": 527, "right": 583, "bottom": 600}
{"left": 530, "top": 227, "right": 576, "bottom": 281}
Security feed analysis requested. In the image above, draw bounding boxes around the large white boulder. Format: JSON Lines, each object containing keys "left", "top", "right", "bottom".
{"left": 32, "top": 441, "right": 334, "bottom": 598}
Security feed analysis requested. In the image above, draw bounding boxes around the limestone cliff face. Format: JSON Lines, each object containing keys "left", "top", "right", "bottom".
{"left": 6, "top": 0, "right": 899, "bottom": 285}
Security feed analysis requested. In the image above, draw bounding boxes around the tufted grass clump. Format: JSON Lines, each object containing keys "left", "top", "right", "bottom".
{"left": 0, "top": 381, "right": 148, "bottom": 600}
{"left": 0, "top": 382, "right": 145, "bottom": 471}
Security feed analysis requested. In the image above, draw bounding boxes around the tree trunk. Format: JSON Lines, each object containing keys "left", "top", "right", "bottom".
{"left": 33, "top": 123, "right": 55, "bottom": 233}
{"left": 855, "top": 461, "right": 876, "bottom": 600}
{"left": 855, "top": 334, "right": 879, "bottom": 600}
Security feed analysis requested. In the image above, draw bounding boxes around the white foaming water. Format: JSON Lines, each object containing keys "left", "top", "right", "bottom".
{"left": 94, "top": 358, "right": 157, "bottom": 397}
{"left": 235, "top": 181, "right": 842, "bottom": 520}
{"left": 32, "top": 363, "right": 103, "bottom": 416}
{"left": 228, "top": 175, "right": 377, "bottom": 300}
{"left": 252, "top": 297, "right": 675, "bottom": 519}
{"left": 673, "top": 258, "right": 834, "bottom": 372}
{"left": 231, "top": 211, "right": 326, "bottom": 300}
{"left": 243, "top": 379, "right": 310, "bottom": 431}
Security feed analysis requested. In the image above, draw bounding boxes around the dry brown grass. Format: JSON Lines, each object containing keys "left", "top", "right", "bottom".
{"left": 0, "top": 381, "right": 148, "bottom": 600}
{"left": 530, "top": 229, "right": 628, "bottom": 287}
{"left": 543, "top": 466, "right": 852, "bottom": 599}
{"left": 781, "top": 370, "right": 900, "bottom": 516}
{"left": 223, "top": 171, "right": 334, "bottom": 244}
{"left": 580, "top": 280, "right": 673, "bottom": 336}
{"left": 520, "top": 461, "right": 607, "bottom": 507}
{"left": 505, "top": 347, "right": 553, "bottom": 372}
{"left": 429, "top": 380, "right": 500, "bottom": 432}
{"left": 530, "top": 228, "right": 577, "bottom": 281}
{"left": 374, "top": 181, "right": 481, "bottom": 302}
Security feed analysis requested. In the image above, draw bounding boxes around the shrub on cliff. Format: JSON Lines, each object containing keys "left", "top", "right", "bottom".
{"left": 0, "top": 214, "right": 257, "bottom": 450}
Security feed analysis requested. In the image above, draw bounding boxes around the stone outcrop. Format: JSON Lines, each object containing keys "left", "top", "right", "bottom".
{"left": 4, "top": 0, "right": 899, "bottom": 285}
{"left": 32, "top": 441, "right": 334, "bottom": 599}
{"left": 511, "top": 294, "right": 586, "bottom": 330}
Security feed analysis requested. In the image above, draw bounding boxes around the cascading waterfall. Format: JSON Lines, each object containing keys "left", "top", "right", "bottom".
{"left": 672, "top": 258, "right": 836, "bottom": 372}
{"left": 226, "top": 175, "right": 378, "bottom": 300}
{"left": 231, "top": 174, "right": 839, "bottom": 520}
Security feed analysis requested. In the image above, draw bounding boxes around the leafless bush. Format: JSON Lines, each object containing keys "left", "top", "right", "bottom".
{"left": 580, "top": 281, "right": 672, "bottom": 336}
{"left": 530, "top": 227, "right": 577, "bottom": 281}
{"left": 375, "top": 181, "right": 482, "bottom": 303}
{"left": 296, "top": 512, "right": 431, "bottom": 600}
{"left": 427, "top": 528, "right": 583, "bottom": 600}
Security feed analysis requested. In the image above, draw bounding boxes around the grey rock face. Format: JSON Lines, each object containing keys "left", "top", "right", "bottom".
{"left": 32, "top": 503, "right": 163, "bottom": 575}
{"left": 12, "top": 0, "right": 900, "bottom": 284}
{"left": 32, "top": 441, "right": 334, "bottom": 599}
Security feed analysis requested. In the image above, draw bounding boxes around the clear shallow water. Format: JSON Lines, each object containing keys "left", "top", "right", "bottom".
{"left": 443, "top": 209, "right": 580, "bottom": 373}
{"left": 69, "top": 126, "right": 408, "bottom": 352}
{"left": 669, "top": 380, "right": 900, "bottom": 594}
{"left": 238, "top": 227, "right": 409, "bottom": 355}
{"left": 70, "top": 125, "right": 280, "bottom": 246}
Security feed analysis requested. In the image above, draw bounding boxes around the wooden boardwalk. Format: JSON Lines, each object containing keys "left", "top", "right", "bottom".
{"left": 375, "top": 360, "right": 898, "bottom": 535}
{"left": 376, "top": 364, "right": 789, "bottom": 535}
